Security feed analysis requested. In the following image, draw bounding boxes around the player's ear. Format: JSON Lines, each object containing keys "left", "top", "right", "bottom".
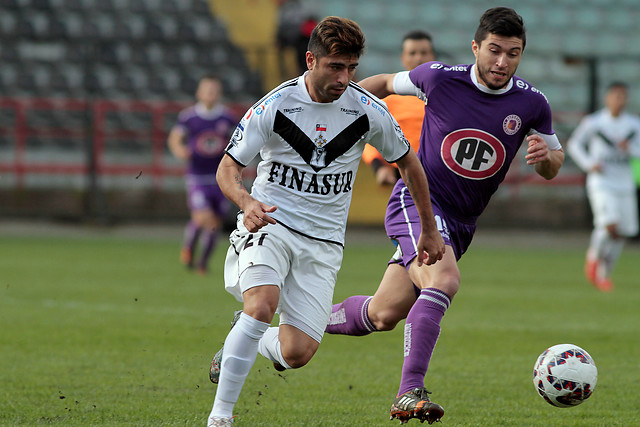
{"left": 471, "top": 40, "right": 479, "bottom": 57}
{"left": 305, "top": 51, "right": 315, "bottom": 71}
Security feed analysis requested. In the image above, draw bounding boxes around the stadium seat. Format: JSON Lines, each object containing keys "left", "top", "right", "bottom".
{"left": 96, "top": 0, "right": 116, "bottom": 12}
{"left": 60, "top": 0, "right": 84, "bottom": 12}
{"left": 15, "top": 16, "right": 37, "bottom": 39}
{"left": 97, "top": 45, "right": 119, "bottom": 66}
{"left": 46, "top": 17, "right": 68, "bottom": 39}
{"left": 192, "top": 0, "right": 212, "bottom": 16}
{"left": 82, "top": 73, "right": 102, "bottom": 95}
{"left": 30, "top": 0, "right": 52, "bottom": 11}
{"left": 160, "top": 0, "right": 179, "bottom": 15}
{"left": 111, "top": 20, "right": 134, "bottom": 41}
{"left": 180, "top": 74, "right": 198, "bottom": 94}
{"left": 147, "top": 74, "right": 168, "bottom": 97}
{"left": 177, "top": 23, "right": 197, "bottom": 42}
{"left": 145, "top": 19, "right": 166, "bottom": 41}
{"left": 0, "top": 44, "right": 19, "bottom": 62}
{"left": 163, "top": 46, "right": 182, "bottom": 67}
{"left": 129, "top": 0, "right": 147, "bottom": 14}
{"left": 0, "top": 0, "right": 20, "bottom": 10}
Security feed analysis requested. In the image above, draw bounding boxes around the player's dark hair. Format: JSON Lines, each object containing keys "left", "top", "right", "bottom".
{"left": 474, "top": 7, "right": 526, "bottom": 50}
{"left": 307, "top": 16, "right": 365, "bottom": 59}
{"left": 607, "top": 81, "right": 628, "bottom": 91}
{"left": 200, "top": 73, "right": 221, "bottom": 83}
{"left": 402, "top": 30, "right": 432, "bottom": 44}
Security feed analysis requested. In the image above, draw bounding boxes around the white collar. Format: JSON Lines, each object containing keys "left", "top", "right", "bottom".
{"left": 470, "top": 64, "right": 513, "bottom": 95}
{"left": 195, "top": 102, "right": 223, "bottom": 119}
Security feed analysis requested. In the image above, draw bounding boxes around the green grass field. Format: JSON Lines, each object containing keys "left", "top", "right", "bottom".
{"left": 1, "top": 226, "right": 639, "bottom": 426}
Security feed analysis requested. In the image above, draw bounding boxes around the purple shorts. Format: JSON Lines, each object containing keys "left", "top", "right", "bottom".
{"left": 186, "top": 182, "right": 230, "bottom": 217}
{"left": 385, "top": 180, "right": 476, "bottom": 267}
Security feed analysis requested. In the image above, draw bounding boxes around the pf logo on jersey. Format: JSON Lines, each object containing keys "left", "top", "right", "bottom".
{"left": 441, "top": 129, "right": 505, "bottom": 180}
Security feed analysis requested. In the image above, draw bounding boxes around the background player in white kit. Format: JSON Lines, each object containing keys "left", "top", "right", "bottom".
{"left": 205, "top": 16, "right": 445, "bottom": 426}
{"left": 567, "top": 81, "right": 640, "bottom": 292}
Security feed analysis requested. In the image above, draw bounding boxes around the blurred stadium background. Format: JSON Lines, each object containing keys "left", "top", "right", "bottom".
{"left": 2, "top": 0, "right": 640, "bottom": 231}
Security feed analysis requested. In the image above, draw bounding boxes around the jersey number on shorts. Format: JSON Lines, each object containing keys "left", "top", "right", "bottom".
{"left": 243, "top": 233, "right": 268, "bottom": 250}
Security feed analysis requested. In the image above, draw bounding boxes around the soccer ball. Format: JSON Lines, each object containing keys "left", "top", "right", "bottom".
{"left": 532, "top": 343, "right": 597, "bottom": 408}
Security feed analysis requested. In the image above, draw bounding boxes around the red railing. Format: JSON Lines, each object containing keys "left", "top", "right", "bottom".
{"left": 0, "top": 96, "right": 583, "bottom": 190}
{"left": 0, "top": 97, "right": 249, "bottom": 189}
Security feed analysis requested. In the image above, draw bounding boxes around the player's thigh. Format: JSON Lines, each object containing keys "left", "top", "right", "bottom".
{"left": 279, "top": 237, "right": 343, "bottom": 344}
{"left": 616, "top": 191, "right": 639, "bottom": 236}
{"left": 277, "top": 323, "right": 320, "bottom": 365}
{"left": 408, "top": 247, "right": 460, "bottom": 296}
{"left": 589, "top": 188, "right": 621, "bottom": 229}
{"left": 191, "top": 208, "right": 222, "bottom": 229}
{"left": 368, "top": 263, "right": 416, "bottom": 324}
{"left": 223, "top": 221, "right": 291, "bottom": 303}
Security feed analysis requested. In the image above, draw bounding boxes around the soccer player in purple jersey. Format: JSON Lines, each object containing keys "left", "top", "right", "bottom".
{"left": 168, "top": 74, "right": 237, "bottom": 274}
{"left": 326, "top": 7, "right": 565, "bottom": 424}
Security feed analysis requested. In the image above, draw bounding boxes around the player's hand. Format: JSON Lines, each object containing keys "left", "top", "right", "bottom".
{"left": 416, "top": 228, "right": 445, "bottom": 267}
{"left": 375, "top": 166, "right": 399, "bottom": 186}
{"left": 243, "top": 202, "right": 277, "bottom": 232}
{"left": 525, "top": 134, "right": 550, "bottom": 165}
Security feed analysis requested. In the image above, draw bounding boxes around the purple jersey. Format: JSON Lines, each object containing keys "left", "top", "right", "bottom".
{"left": 407, "top": 62, "right": 555, "bottom": 222}
{"left": 174, "top": 103, "right": 237, "bottom": 185}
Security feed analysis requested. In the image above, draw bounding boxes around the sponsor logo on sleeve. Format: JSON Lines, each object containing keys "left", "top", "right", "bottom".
{"left": 360, "top": 96, "right": 386, "bottom": 117}
{"left": 255, "top": 92, "right": 282, "bottom": 115}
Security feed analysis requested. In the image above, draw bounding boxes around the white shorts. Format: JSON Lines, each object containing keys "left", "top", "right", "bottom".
{"left": 224, "top": 215, "right": 343, "bottom": 343}
{"left": 588, "top": 187, "right": 639, "bottom": 236}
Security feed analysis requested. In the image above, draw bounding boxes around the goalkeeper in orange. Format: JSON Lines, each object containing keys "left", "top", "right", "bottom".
{"left": 361, "top": 30, "right": 436, "bottom": 185}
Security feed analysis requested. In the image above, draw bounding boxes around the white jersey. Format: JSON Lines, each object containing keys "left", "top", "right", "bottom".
{"left": 568, "top": 109, "right": 640, "bottom": 192}
{"left": 226, "top": 73, "right": 411, "bottom": 245}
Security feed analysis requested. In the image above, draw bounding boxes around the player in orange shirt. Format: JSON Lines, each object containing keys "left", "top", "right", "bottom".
{"left": 362, "top": 30, "right": 436, "bottom": 185}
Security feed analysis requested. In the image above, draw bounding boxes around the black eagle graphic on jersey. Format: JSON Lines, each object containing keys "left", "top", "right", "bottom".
{"left": 273, "top": 110, "right": 369, "bottom": 172}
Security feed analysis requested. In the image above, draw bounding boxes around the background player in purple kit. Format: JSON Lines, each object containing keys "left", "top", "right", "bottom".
{"left": 168, "top": 74, "right": 238, "bottom": 274}
{"left": 326, "top": 7, "right": 565, "bottom": 424}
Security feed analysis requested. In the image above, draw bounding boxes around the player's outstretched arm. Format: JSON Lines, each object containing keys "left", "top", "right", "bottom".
{"left": 525, "top": 134, "right": 565, "bottom": 180}
{"left": 216, "top": 154, "right": 277, "bottom": 232}
{"left": 395, "top": 151, "right": 445, "bottom": 266}
{"left": 358, "top": 73, "right": 397, "bottom": 99}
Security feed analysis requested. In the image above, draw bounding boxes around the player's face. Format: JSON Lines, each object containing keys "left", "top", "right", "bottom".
{"left": 401, "top": 38, "right": 435, "bottom": 71}
{"left": 305, "top": 52, "right": 358, "bottom": 103}
{"left": 196, "top": 79, "right": 222, "bottom": 108}
{"left": 605, "top": 86, "right": 627, "bottom": 116}
{"left": 472, "top": 34, "right": 523, "bottom": 90}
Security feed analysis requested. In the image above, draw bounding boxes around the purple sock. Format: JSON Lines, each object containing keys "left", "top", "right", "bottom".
{"left": 183, "top": 220, "right": 201, "bottom": 252}
{"left": 398, "top": 288, "right": 451, "bottom": 396}
{"left": 325, "top": 295, "right": 376, "bottom": 336}
{"left": 198, "top": 229, "right": 218, "bottom": 270}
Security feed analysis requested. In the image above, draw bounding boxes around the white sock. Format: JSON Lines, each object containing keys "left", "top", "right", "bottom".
{"left": 258, "top": 327, "right": 292, "bottom": 370}
{"left": 589, "top": 228, "right": 607, "bottom": 260}
{"left": 600, "top": 237, "right": 624, "bottom": 278}
{"left": 209, "top": 313, "right": 269, "bottom": 419}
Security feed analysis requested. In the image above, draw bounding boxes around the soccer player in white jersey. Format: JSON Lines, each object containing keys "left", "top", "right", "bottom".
{"left": 205, "top": 16, "right": 445, "bottom": 426}
{"left": 568, "top": 82, "right": 640, "bottom": 292}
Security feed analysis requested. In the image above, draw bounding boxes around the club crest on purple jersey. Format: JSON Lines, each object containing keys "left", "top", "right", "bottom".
{"left": 440, "top": 128, "right": 506, "bottom": 180}
{"left": 503, "top": 114, "right": 522, "bottom": 135}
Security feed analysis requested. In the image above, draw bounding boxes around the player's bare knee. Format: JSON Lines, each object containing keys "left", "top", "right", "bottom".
{"left": 281, "top": 347, "right": 315, "bottom": 369}
{"left": 434, "top": 273, "right": 460, "bottom": 298}
{"left": 242, "top": 300, "right": 276, "bottom": 324}
{"left": 371, "top": 310, "right": 403, "bottom": 331}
